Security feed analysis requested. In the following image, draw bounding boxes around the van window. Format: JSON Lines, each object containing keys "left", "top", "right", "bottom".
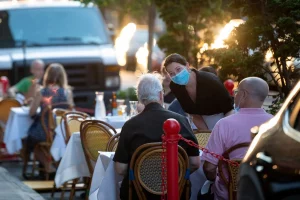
{"left": 0, "top": 7, "right": 110, "bottom": 48}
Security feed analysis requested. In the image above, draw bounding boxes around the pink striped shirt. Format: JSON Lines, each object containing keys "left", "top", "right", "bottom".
{"left": 202, "top": 108, "right": 273, "bottom": 200}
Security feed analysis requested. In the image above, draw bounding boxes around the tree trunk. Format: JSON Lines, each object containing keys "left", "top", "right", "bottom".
{"left": 147, "top": 1, "right": 156, "bottom": 72}
{"left": 280, "top": 57, "right": 292, "bottom": 97}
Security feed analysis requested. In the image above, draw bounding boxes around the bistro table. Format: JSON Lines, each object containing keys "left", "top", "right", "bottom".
{"left": 89, "top": 152, "right": 122, "bottom": 200}
{"left": 3, "top": 107, "right": 37, "bottom": 154}
{"left": 3, "top": 105, "right": 126, "bottom": 157}
{"left": 50, "top": 116, "right": 126, "bottom": 162}
{"left": 54, "top": 129, "right": 121, "bottom": 188}
{"left": 89, "top": 151, "right": 207, "bottom": 200}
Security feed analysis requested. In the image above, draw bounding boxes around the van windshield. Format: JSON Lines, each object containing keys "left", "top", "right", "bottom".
{"left": 0, "top": 7, "right": 110, "bottom": 48}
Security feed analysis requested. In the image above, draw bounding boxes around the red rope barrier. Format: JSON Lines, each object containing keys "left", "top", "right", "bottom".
{"left": 161, "top": 118, "right": 240, "bottom": 199}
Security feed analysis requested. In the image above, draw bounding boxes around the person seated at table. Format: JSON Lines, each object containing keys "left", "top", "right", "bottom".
{"left": 201, "top": 77, "right": 273, "bottom": 200}
{"left": 8, "top": 59, "right": 45, "bottom": 103}
{"left": 113, "top": 73, "right": 200, "bottom": 200}
{"left": 27, "top": 63, "right": 74, "bottom": 153}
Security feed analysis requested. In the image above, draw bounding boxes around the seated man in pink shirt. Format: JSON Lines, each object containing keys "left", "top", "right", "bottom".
{"left": 202, "top": 77, "right": 273, "bottom": 200}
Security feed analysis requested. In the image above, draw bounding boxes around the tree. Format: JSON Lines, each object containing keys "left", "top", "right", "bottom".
{"left": 154, "top": 0, "right": 228, "bottom": 67}
{"left": 202, "top": 0, "right": 300, "bottom": 97}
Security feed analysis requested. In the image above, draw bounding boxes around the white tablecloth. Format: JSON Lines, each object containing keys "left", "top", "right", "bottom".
{"left": 4, "top": 107, "right": 34, "bottom": 154}
{"left": 50, "top": 116, "right": 126, "bottom": 162}
{"left": 89, "top": 152, "right": 207, "bottom": 200}
{"left": 54, "top": 129, "right": 121, "bottom": 188}
{"left": 50, "top": 122, "right": 67, "bottom": 161}
{"left": 89, "top": 152, "right": 122, "bottom": 200}
{"left": 54, "top": 132, "right": 89, "bottom": 187}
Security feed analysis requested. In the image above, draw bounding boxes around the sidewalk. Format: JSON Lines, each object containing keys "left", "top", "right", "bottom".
{"left": 0, "top": 161, "right": 85, "bottom": 200}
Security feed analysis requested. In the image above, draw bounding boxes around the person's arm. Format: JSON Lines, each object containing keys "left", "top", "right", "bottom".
{"left": 66, "top": 87, "right": 75, "bottom": 108}
{"left": 29, "top": 89, "right": 42, "bottom": 117}
{"left": 201, "top": 121, "right": 226, "bottom": 180}
{"left": 115, "top": 162, "right": 128, "bottom": 176}
{"left": 189, "top": 156, "right": 200, "bottom": 173}
{"left": 113, "top": 123, "right": 131, "bottom": 176}
{"left": 8, "top": 86, "right": 17, "bottom": 97}
{"left": 191, "top": 114, "right": 208, "bottom": 130}
{"left": 203, "top": 161, "right": 217, "bottom": 181}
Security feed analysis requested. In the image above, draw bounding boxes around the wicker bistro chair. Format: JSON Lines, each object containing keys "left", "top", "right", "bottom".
{"left": 106, "top": 133, "right": 120, "bottom": 152}
{"left": 0, "top": 98, "right": 21, "bottom": 124}
{"left": 31, "top": 103, "right": 72, "bottom": 180}
{"left": 80, "top": 120, "right": 116, "bottom": 174}
{"left": 218, "top": 142, "right": 251, "bottom": 200}
{"left": 62, "top": 111, "right": 90, "bottom": 144}
{"left": 0, "top": 98, "right": 21, "bottom": 147}
{"left": 80, "top": 120, "right": 115, "bottom": 200}
{"left": 129, "top": 142, "right": 191, "bottom": 200}
{"left": 193, "top": 130, "right": 211, "bottom": 148}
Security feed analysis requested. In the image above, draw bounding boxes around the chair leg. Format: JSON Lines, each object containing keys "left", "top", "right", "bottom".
{"left": 60, "top": 183, "right": 66, "bottom": 200}
{"left": 31, "top": 151, "right": 36, "bottom": 177}
{"left": 85, "top": 178, "right": 91, "bottom": 200}
{"left": 51, "top": 182, "right": 56, "bottom": 198}
{"left": 69, "top": 178, "right": 79, "bottom": 200}
{"left": 23, "top": 155, "right": 28, "bottom": 176}
{"left": 22, "top": 150, "right": 30, "bottom": 178}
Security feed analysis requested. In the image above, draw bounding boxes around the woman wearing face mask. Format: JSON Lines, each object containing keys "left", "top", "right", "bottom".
{"left": 163, "top": 53, "right": 234, "bottom": 130}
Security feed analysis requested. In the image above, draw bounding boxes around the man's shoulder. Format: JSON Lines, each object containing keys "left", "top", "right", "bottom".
{"left": 21, "top": 76, "right": 33, "bottom": 82}
{"left": 164, "top": 109, "right": 187, "bottom": 121}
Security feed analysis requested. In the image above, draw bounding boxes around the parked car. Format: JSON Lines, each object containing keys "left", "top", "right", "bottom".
{"left": 238, "top": 81, "right": 300, "bottom": 200}
{"left": 126, "top": 27, "right": 165, "bottom": 72}
{"left": 0, "top": 1, "right": 120, "bottom": 109}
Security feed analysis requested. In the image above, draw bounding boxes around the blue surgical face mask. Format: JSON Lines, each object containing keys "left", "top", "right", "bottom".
{"left": 233, "top": 103, "right": 240, "bottom": 113}
{"left": 233, "top": 96, "right": 243, "bottom": 113}
{"left": 171, "top": 68, "right": 190, "bottom": 85}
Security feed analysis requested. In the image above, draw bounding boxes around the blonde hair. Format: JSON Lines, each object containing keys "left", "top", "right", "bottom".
{"left": 43, "top": 63, "right": 68, "bottom": 88}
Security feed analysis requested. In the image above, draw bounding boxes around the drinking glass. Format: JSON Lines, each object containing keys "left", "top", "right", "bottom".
{"left": 129, "top": 101, "right": 138, "bottom": 117}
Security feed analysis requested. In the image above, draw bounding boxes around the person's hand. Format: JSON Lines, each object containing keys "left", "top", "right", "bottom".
{"left": 23, "top": 97, "right": 33, "bottom": 106}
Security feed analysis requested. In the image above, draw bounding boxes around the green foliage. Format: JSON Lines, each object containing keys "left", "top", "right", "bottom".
{"left": 266, "top": 98, "right": 284, "bottom": 115}
{"left": 116, "top": 87, "right": 138, "bottom": 101}
{"left": 154, "top": 0, "right": 229, "bottom": 67}
{"left": 203, "top": 0, "right": 300, "bottom": 97}
{"left": 116, "top": 90, "right": 127, "bottom": 100}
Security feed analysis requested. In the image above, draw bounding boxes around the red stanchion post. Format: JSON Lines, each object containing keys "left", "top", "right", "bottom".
{"left": 163, "top": 118, "right": 181, "bottom": 200}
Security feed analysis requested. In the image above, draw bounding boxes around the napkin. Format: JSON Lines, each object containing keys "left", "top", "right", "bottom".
{"left": 201, "top": 180, "right": 214, "bottom": 194}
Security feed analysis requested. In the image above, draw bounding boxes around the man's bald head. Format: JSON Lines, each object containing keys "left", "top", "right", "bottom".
{"left": 235, "top": 77, "right": 269, "bottom": 108}
{"left": 30, "top": 59, "right": 45, "bottom": 79}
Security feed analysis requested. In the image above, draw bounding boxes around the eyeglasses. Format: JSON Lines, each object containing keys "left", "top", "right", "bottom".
{"left": 233, "top": 89, "right": 239, "bottom": 96}
{"left": 234, "top": 88, "right": 251, "bottom": 96}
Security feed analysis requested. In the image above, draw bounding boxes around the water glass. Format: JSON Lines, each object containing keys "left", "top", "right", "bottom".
{"left": 129, "top": 101, "right": 138, "bottom": 117}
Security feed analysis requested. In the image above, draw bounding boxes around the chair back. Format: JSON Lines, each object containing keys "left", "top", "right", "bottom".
{"left": 62, "top": 111, "right": 90, "bottom": 143}
{"left": 80, "top": 120, "right": 115, "bottom": 174}
{"left": 0, "top": 99, "right": 21, "bottom": 123}
{"left": 193, "top": 130, "right": 211, "bottom": 147}
{"left": 218, "top": 142, "right": 250, "bottom": 200}
{"left": 41, "top": 102, "right": 72, "bottom": 144}
{"left": 129, "top": 142, "right": 190, "bottom": 200}
{"left": 52, "top": 108, "right": 69, "bottom": 126}
{"left": 106, "top": 133, "right": 120, "bottom": 151}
